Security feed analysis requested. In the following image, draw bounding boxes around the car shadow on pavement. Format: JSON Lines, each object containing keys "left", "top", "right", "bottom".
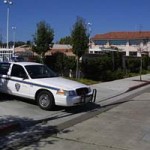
{"left": 0, "top": 93, "right": 15, "bottom": 101}
{"left": 0, "top": 114, "right": 73, "bottom": 150}
{"left": 64, "top": 102, "right": 101, "bottom": 113}
{"left": 0, "top": 102, "right": 101, "bottom": 149}
{"left": 0, "top": 92, "right": 38, "bottom": 107}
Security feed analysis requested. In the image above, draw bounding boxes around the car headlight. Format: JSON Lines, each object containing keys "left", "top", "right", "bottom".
{"left": 56, "top": 89, "right": 66, "bottom": 95}
{"left": 56, "top": 89, "right": 76, "bottom": 96}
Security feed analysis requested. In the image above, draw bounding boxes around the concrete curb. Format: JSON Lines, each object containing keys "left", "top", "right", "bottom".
{"left": 127, "top": 80, "right": 150, "bottom": 92}
{"left": 0, "top": 122, "right": 21, "bottom": 136}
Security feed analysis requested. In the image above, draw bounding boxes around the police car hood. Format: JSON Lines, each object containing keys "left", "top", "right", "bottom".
{"left": 32, "top": 77, "right": 88, "bottom": 90}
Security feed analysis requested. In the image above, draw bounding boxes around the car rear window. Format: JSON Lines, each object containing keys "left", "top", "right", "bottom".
{"left": 0, "top": 63, "right": 10, "bottom": 75}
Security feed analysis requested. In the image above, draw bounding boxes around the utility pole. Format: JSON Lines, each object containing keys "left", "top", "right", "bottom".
{"left": 4, "top": 0, "right": 13, "bottom": 49}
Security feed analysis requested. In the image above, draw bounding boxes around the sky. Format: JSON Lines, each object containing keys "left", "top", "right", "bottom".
{"left": 0, "top": 0, "right": 150, "bottom": 43}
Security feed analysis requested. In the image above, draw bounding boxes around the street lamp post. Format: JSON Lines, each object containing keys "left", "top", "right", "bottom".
{"left": 137, "top": 46, "right": 143, "bottom": 81}
{"left": 88, "top": 22, "right": 92, "bottom": 52}
{"left": 4, "top": 0, "right": 13, "bottom": 50}
{"left": 139, "top": 48, "right": 143, "bottom": 81}
{"left": 12, "top": 26, "right": 16, "bottom": 48}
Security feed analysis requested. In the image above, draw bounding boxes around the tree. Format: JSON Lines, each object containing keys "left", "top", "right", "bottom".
{"left": 26, "top": 40, "right": 31, "bottom": 46}
{"left": 71, "top": 17, "right": 89, "bottom": 78}
{"left": 44, "top": 52, "right": 76, "bottom": 77}
{"left": 32, "top": 21, "right": 54, "bottom": 60}
{"left": 71, "top": 17, "right": 89, "bottom": 58}
{"left": 58, "top": 36, "right": 72, "bottom": 44}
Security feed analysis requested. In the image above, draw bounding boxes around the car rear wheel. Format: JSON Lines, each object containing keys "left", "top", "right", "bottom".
{"left": 37, "top": 91, "right": 55, "bottom": 110}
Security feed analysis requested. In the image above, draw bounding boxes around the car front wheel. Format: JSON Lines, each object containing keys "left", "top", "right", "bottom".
{"left": 37, "top": 91, "right": 55, "bottom": 110}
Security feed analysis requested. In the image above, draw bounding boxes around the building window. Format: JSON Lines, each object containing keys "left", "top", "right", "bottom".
{"left": 143, "top": 38, "right": 149, "bottom": 45}
{"left": 94, "top": 40, "right": 107, "bottom": 45}
{"left": 129, "top": 39, "right": 142, "bottom": 45}
{"left": 109, "top": 40, "right": 127, "bottom": 45}
{"left": 129, "top": 52, "right": 137, "bottom": 56}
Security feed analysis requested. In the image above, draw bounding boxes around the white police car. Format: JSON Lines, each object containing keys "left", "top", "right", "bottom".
{"left": 0, "top": 62, "right": 96, "bottom": 110}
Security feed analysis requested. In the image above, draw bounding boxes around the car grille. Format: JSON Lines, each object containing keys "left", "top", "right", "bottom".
{"left": 76, "top": 88, "right": 89, "bottom": 96}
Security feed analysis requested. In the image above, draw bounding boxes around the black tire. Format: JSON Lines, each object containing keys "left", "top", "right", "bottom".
{"left": 37, "top": 91, "right": 55, "bottom": 110}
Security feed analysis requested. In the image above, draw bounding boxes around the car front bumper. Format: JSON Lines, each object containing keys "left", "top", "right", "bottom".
{"left": 66, "top": 89, "right": 97, "bottom": 106}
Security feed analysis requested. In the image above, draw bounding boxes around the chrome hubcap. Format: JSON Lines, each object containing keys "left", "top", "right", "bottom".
{"left": 39, "top": 94, "right": 50, "bottom": 107}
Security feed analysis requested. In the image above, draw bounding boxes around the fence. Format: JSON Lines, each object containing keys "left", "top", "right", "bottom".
{"left": 0, "top": 46, "right": 14, "bottom": 62}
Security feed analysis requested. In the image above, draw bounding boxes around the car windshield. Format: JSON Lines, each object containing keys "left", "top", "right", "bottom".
{"left": 25, "top": 64, "right": 58, "bottom": 79}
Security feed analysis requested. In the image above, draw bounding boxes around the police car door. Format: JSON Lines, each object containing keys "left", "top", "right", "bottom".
{"left": 0, "top": 63, "right": 11, "bottom": 93}
{"left": 8, "top": 64, "right": 30, "bottom": 98}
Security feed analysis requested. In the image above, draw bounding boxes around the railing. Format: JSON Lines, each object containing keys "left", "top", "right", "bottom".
{"left": 0, "top": 46, "right": 14, "bottom": 62}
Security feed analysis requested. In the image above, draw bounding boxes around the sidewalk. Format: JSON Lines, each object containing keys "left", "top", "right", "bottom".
{"left": 92, "top": 74, "right": 150, "bottom": 103}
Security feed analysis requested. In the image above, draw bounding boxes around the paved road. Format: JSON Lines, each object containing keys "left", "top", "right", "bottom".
{"left": 1, "top": 74, "right": 150, "bottom": 149}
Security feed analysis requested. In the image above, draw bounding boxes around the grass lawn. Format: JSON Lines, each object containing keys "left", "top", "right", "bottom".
{"left": 70, "top": 78, "right": 100, "bottom": 85}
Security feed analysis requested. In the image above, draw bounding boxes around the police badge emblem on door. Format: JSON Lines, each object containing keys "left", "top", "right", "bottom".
{"left": 15, "top": 83, "right": 20, "bottom": 91}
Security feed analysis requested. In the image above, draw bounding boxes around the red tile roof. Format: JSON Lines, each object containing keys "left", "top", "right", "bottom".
{"left": 45, "top": 44, "right": 75, "bottom": 57}
{"left": 92, "top": 31, "right": 150, "bottom": 40}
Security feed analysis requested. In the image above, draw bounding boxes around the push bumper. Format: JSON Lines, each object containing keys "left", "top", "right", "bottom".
{"left": 75, "top": 89, "right": 97, "bottom": 105}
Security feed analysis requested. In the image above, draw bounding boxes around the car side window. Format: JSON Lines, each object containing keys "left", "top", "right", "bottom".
{"left": 0, "top": 63, "right": 10, "bottom": 75}
{"left": 11, "top": 64, "right": 28, "bottom": 79}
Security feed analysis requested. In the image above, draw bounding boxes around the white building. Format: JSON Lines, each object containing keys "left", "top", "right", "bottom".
{"left": 90, "top": 31, "right": 150, "bottom": 57}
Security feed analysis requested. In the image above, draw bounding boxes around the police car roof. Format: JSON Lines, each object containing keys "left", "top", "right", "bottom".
{"left": 11, "top": 62, "right": 42, "bottom": 66}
